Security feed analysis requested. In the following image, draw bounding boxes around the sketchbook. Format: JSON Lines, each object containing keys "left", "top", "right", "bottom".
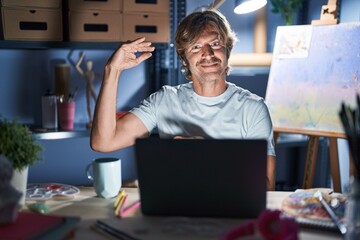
{"left": 0, "top": 211, "right": 80, "bottom": 240}
{"left": 281, "top": 188, "right": 347, "bottom": 230}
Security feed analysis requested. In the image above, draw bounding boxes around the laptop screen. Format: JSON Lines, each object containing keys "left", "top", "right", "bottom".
{"left": 135, "top": 138, "right": 267, "bottom": 218}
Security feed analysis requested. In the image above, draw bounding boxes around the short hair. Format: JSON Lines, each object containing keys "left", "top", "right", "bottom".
{"left": 175, "top": 9, "right": 237, "bottom": 79}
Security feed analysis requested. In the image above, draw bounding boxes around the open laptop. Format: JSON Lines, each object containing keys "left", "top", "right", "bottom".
{"left": 134, "top": 138, "right": 268, "bottom": 218}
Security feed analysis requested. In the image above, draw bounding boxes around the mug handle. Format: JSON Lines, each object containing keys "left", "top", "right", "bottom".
{"left": 85, "top": 163, "right": 93, "bottom": 181}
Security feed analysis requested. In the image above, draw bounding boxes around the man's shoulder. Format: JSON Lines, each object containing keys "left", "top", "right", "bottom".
{"left": 227, "top": 82, "right": 264, "bottom": 103}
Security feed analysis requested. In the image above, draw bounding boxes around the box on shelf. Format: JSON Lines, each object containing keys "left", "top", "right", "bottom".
{"left": 68, "top": 0, "right": 122, "bottom": 11}
{"left": 123, "top": 0, "right": 169, "bottom": 13}
{"left": 1, "top": 0, "right": 61, "bottom": 9}
{"left": 123, "top": 13, "right": 169, "bottom": 43}
{"left": 1, "top": 7, "right": 62, "bottom": 41}
{"left": 68, "top": 11, "right": 122, "bottom": 41}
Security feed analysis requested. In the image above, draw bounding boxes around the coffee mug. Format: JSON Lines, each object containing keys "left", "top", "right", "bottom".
{"left": 85, "top": 158, "right": 122, "bottom": 198}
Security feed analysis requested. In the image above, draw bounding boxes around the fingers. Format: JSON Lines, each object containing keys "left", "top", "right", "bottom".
{"left": 106, "top": 37, "right": 155, "bottom": 71}
{"left": 173, "top": 136, "right": 205, "bottom": 139}
{"left": 124, "top": 37, "right": 155, "bottom": 54}
{"left": 136, "top": 52, "right": 153, "bottom": 62}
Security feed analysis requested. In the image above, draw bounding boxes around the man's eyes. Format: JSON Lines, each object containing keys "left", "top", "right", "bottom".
{"left": 190, "top": 42, "right": 222, "bottom": 52}
{"left": 211, "top": 42, "right": 220, "bottom": 47}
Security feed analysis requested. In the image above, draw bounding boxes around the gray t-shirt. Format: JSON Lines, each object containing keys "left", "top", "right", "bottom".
{"left": 130, "top": 82, "right": 275, "bottom": 156}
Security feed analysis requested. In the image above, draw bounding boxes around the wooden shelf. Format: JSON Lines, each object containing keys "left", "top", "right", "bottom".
{"left": 0, "top": 40, "right": 169, "bottom": 50}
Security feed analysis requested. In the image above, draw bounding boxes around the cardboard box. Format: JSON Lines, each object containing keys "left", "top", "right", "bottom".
{"left": 68, "top": 0, "right": 122, "bottom": 11}
{"left": 68, "top": 11, "right": 122, "bottom": 41}
{"left": 1, "top": 0, "right": 61, "bottom": 9}
{"left": 1, "top": 7, "right": 62, "bottom": 41}
{"left": 123, "top": 13, "right": 169, "bottom": 43}
{"left": 123, "top": 0, "right": 169, "bottom": 13}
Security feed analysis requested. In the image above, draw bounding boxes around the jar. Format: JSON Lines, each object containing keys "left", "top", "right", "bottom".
{"left": 345, "top": 176, "right": 360, "bottom": 240}
{"left": 41, "top": 90, "right": 58, "bottom": 129}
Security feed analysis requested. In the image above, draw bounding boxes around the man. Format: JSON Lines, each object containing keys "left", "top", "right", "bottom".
{"left": 90, "top": 9, "right": 276, "bottom": 190}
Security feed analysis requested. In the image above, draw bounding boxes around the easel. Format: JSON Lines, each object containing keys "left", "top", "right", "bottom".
{"left": 304, "top": 0, "right": 342, "bottom": 192}
{"left": 267, "top": 0, "right": 350, "bottom": 193}
{"left": 311, "top": 0, "right": 339, "bottom": 26}
{"left": 274, "top": 128, "right": 348, "bottom": 193}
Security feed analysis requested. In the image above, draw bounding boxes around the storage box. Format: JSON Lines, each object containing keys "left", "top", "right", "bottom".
{"left": 123, "top": 13, "right": 169, "bottom": 43}
{"left": 68, "top": 11, "right": 122, "bottom": 41}
{"left": 123, "top": 0, "right": 169, "bottom": 13}
{"left": 1, "top": 7, "right": 62, "bottom": 41}
{"left": 1, "top": 0, "right": 61, "bottom": 9}
{"left": 68, "top": 0, "right": 122, "bottom": 11}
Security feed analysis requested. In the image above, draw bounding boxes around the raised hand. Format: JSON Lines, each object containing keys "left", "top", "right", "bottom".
{"left": 107, "top": 37, "right": 155, "bottom": 71}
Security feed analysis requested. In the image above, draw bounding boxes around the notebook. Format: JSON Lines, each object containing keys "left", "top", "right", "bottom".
{"left": 135, "top": 138, "right": 268, "bottom": 218}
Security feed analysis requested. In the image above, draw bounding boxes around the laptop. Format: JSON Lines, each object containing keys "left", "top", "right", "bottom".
{"left": 134, "top": 138, "right": 267, "bottom": 218}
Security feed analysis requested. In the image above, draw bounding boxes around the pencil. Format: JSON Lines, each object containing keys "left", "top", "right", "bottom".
{"left": 96, "top": 220, "right": 140, "bottom": 240}
{"left": 120, "top": 200, "right": 141, "bottom": 218}
{"left": 114, "top": 189, "right": 125, "bottom": 208}
{"left": 339, "top": 97, "right": 360, "bottom": 180}
{"left": 114, "top": 193, "right": 127, "bottom": 216}
{"left": 90, "top": 224, "right": 118, "bottom": 240}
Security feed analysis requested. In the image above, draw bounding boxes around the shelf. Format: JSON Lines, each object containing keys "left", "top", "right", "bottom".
{"left": 33, "top": 130, "right": 90, "bottom": 140}
{"left": 31, "top": 125, "right": 90, "bottom": 140}
{"left": 0, "top": 40, "right": 170, "bottom": 50}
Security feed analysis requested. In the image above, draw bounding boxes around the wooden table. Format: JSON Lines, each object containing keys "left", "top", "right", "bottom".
{"left": 25, "top": 187, "right": 343, "bottom": 240}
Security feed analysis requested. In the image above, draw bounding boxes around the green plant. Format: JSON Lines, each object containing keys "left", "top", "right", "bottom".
{"left": 270, "top": 0, "right": 303, "bottom": 25}
{"left": 0, "top": 118, "right": 43, "bottom": 171}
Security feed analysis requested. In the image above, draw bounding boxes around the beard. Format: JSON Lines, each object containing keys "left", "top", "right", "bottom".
{"left": 192, "top": 57, "right": 227, "bottom": 83}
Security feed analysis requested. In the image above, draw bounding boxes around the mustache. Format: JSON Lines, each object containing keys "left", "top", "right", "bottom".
{"left": 198, "top": 57, "right": 221, "bottom": 65}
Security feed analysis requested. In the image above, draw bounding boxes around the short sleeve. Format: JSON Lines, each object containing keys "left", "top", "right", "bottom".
{"left": 130, "top": 89, "right": 165, "bottom": 133}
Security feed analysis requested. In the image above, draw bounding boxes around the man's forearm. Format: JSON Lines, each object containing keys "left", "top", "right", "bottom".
{"left": 90, "top": 65, "right": 121, "bottom": 152}
{"left": 267, "top": 155, "right": 276, "bottom": 191}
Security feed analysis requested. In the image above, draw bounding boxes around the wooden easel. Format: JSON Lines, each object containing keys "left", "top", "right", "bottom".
{"left": 274, "top": 127, "right": 348, "bottom": 193}
{"left": 311, "top": 0, "right": 339, "bottom": 26}
{"left": 295, "top": 0, "right": 343, "bottom": 192}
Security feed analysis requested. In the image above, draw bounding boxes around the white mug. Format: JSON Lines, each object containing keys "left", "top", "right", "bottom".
{"left": 85, "top": 158, "right": 122, "bottom": 198}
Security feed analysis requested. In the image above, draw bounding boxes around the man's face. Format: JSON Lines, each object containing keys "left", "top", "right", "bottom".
{"left": 184, "top": 28, "right": 228, "bottom": 83}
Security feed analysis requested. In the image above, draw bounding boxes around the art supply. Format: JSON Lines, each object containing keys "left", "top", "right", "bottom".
{"left": 92, "top": 220, "right": 140, "bottom": 240}
{"left": 120, "top": 198, "right": 141, "bottom": 218}
{"left": 58, "top": 101, "right": 75, "bottom": 130}
{"left": 113, "top": 189, "right": 141, "bottom": 218}
{"left": 90, "top": 224, "right": 115, "bottom": 239}
{"left": 26, "top": 183, "right": 80, "bottom": 200}
{"left": 339, "top": 99, "right": 360, "bottom": 179}
{"left": 314, "top": 190, "right": 347, "bottom": 235}
{"left": 68, "top": 87, "right": 78, "bottom": 102}
{"left": 339, "top": 95, "right": 360, "bottom": 240}
{"left": 85, "top": 158, "right": 122, "bottom": 199}
{"left": 27, "top": 203, "right": 49, "bottom": 214}
{"left": 266, "top": 23, "right": 360, "bottom": 192}
{"left": 114, "top": 189, "right": 126, "bottom": 208}
{"left": 114, "top": 193, "right": 126, "bottom": 216}
{"left": 41, "top": 91, "right": 57, "bottom": 129}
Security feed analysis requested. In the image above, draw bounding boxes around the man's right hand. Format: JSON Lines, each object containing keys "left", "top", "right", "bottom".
{"left": 106, "top": 37, "right": 155, "bottom": 72}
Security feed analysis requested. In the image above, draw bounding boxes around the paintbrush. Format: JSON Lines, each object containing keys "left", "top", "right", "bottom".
{"left": 339, "top": 96, "right": 360, "bottom": 181}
